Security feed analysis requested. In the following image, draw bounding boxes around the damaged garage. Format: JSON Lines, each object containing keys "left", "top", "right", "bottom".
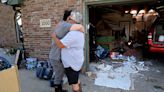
{"left": 0, "top": 0, "right": 162, "bottom": 71}
{"left": 84, "top": 0, "right": 163, "bottom": 70}
{"left": 0, "top": 0, "right": 164, "bottom": 92}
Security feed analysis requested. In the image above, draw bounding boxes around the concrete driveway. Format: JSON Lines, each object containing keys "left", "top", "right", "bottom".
{"left": 19, "top": 60, "right": 164, "bottom": 92}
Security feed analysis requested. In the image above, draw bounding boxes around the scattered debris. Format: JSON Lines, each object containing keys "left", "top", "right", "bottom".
{"left": 96, "top": 63, "right": 113, "bottom": 71}
{"left": 110, "top": 52, "right": 119, "bottom": 59}
{"left": 95, "top": 45, "right": 108, "bottom": 59}
{"left": 89, "top": 56, "right": 150, "bottom": 90}
{"left": 26, "top": 57, "right": 37, "bottom": 70}
{"left": 111, "top": 63, "right": 123, "bottom": 68}
{"left": 154, "top": 85, "right": 164, "bottom": 90}
{"left": 86, "top": 72, "right": 97, "bottom": 80}
{"left": 156, "top": 70, "right": 160, "bottom": 73}
{"left": 144, "top": 61, "right": 153, "bottom": 66}
{"left": 123, "top": 49, "right": 142, "bottom": 59}
{"left": 146, "top": 77, "right": 158, "bottom": 83}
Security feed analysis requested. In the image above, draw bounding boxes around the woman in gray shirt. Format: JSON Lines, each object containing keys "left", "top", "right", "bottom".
{"left": 49, "top": 10, "right": 84, "bottom": 92}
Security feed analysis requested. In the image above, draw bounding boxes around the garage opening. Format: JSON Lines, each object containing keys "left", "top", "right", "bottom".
{"left": 87, "top": 1, "right": 158, "bottom": 62}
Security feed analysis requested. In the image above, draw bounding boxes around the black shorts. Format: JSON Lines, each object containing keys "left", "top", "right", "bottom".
{"left": 65, "top": 67, "right": 80, "bottom": 85}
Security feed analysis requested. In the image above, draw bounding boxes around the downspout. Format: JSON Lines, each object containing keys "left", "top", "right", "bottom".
{"left": 13, "top": 6, "right": 19, "bottom": 43}
{"left": 13, "top": 6, "right": 26, "bottom": 60}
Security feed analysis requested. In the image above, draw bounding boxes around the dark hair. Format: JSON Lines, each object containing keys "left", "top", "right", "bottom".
{"left": 63, "top": 9, "right": 72, "bottom": 21}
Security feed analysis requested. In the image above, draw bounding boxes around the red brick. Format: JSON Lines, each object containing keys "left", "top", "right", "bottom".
{"left": 0, "top": 4, "right": 17, "bottom": 48}
{"left": 21, "top": 0, "right": 82, "bottom": 60}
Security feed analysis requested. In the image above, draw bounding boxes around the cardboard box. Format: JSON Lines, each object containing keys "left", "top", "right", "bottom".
{"left": 0, "top": 66, "right": 20, "bottom": 92}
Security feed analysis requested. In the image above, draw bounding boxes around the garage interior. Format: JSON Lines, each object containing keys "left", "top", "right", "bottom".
{"left": 88, "top": 1, "right": 158, "bottom": 62}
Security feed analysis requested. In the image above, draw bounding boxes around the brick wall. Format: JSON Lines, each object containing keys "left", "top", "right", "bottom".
{"left": 0, "top": 3, "right": 17, "bottom": 48}
{"left": 21, "top": 0, "right": 83, "bottom": 60}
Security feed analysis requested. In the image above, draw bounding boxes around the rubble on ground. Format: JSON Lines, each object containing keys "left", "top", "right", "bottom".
{"left": 88, "top": 55, "right": 149, "bottom": 90}
{"left": 85, "top": 72, "right": 97, "bottom": 80}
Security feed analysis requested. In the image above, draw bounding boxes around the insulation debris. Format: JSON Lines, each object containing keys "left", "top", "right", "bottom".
{"left": 89, "top": 56, "right": 149, "bottom": 90}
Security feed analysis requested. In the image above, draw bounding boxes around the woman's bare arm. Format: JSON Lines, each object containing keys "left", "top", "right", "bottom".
{"left": 51, "top": 33, "right": 65, "bottom": 48}
{"left": 69, "top": 24, "right": 85, "bottom": 33}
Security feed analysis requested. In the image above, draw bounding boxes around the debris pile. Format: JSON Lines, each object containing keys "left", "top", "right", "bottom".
{"left": 88, "top": 56, "right": 149, "bottom": 90}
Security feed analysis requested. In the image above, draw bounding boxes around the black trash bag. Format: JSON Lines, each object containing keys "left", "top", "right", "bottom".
{"left": 36, "top": 61, "right": 53, "bottom": 80}
{"left": 0, "top": 57, "right": 11, "bottom": 71}
{"left": 95, "top": 45, "right": 108, "bottom": 59}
